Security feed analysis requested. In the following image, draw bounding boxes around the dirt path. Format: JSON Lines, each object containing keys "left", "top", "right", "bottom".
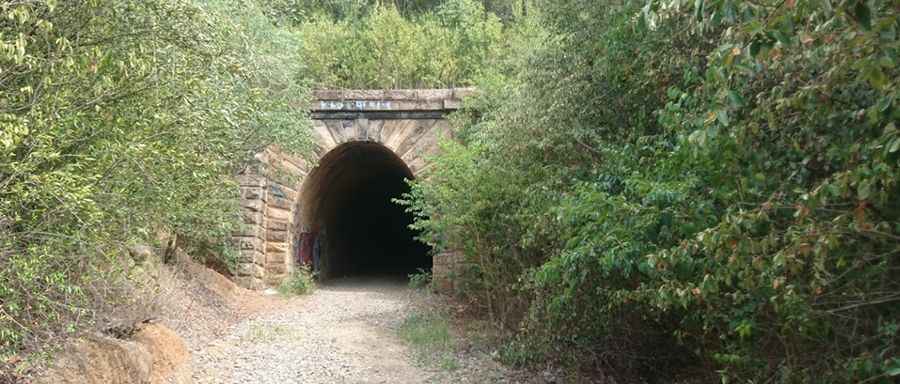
{"left": 189, "top": 277, "right": 428, "bottom": 384}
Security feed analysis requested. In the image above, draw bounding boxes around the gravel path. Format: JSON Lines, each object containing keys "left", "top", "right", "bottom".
{"left": 190, "top": 277, "right": 427, "bottom": 384}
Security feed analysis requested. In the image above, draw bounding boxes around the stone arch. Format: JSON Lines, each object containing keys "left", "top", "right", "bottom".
{"left": 234, "top": 89, "right": 472, "bottom": 289}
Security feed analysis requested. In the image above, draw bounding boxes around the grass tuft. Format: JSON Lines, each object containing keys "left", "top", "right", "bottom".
{"left": 399, "top": 311, "right": 458, "bottom": 371}
{"left": 277, "top": 267, "right": 316, "bottom": 296}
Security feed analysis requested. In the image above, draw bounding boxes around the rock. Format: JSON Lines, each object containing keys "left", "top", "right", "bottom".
{"left": 133, "top": 323, "right": 192, "bottom": 384}
{"left": 35, "top": 334, "right": 153, "bottom": 384}
{"left": 34, "top": 323, "right": 191, "bottom": 384}
{"left": 129, "top": 245, "right": 157, "bottom": 264}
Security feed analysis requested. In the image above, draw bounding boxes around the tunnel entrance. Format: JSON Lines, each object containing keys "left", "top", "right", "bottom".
{"left": 298, "top": 141, "right": 431, "bottom": 279}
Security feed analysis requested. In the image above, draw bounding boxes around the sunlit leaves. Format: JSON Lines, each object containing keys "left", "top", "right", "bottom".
{"left": 1, "top": 0, "right": 311, "bottom": 360}
{"left": 408, "top": 0, "right": 899, "bottom": 382}
{"left": 295, "top": 0, "right": 505, "bottom": 88}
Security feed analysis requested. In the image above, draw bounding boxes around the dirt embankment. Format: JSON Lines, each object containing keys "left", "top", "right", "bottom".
{"left": 30, "top": 253, "right": 280, "bottom": 384}
{"left": 35, "top": 322, "right": 188, "bottom": 384}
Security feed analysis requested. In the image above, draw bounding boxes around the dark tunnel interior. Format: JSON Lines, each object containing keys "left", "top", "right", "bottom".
{"left": 301, "top": 142, "right": 431, "bottom": 279}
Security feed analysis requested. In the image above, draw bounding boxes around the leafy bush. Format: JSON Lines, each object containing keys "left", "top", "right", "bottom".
{"left": 408, "top": 268, "right": 433, "bottom": 289}
{"left": 278, "top": 267, "right": 316, "bottom": 296}
{"left": 405, "top": 0, "right": 899, "bottom": 382}
{"left": 1, "top": 0, "right": 310, "bottom": 363}
{"left": 263, "top": 0, "right": 527, "bottom": 25}
{"left": 294, "top": 0, "right": 505, "bottom": 88}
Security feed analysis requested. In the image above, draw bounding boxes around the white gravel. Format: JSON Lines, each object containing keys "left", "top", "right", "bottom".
{"left": 190, "top": 278, "right": 428, "bottom": 384}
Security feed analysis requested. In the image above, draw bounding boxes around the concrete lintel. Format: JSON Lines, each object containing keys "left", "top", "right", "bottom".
{"left": 311, "top": 88, "right": 473, "bottom": 113}
{"left": 312, "top": 88, "right": 472, "bottom": 101}
{"left": 310, "top": 111, "right": 448, "bottom": 120}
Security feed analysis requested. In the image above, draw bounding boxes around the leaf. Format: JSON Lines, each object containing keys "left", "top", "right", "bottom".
{"left": 727, "top": 90, "right": 744, "bottom": 108}
{"left": 749, "top": 40, "right": 761, "bottom": 56}
{"left": 716, "top": 110, "right": 730, "bottom": 126}
{"left": 857, "top": 180, "right": 873, "bottom": 200}
{"left": 864, "top": 65, "right": 888, "bottom": 89}
{"left": 853, "top": 1, "right": 872, "bottom": 30}
{"left": 886, "top": 122, "right": 898, "bottom": 134}
{"left": 885, "top": 357, "right": 900, "bottom": 376}
{"left": 889, "top": 137, "right": 900, "bottom": 154}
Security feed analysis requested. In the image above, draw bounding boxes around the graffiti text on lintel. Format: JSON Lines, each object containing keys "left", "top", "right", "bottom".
{"left": 319, "top": 100, "right": 393, "bottom": 111}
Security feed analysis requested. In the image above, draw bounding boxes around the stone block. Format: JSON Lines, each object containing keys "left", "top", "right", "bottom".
{"left": 267, "top": 220, "right": 289, "bottom": 232}
{"left": 269, "top": 197, "right": 292, "bottom": 210}
{"left": 236, "top": 262, "right": 255, "bottom": 277}
{"left": 267, "top": 230, "right": 287, "bottom": 243}
{"left": 284, "top": 158, "right": 311, "bottom": 176}
{"left": 343, "top": 89, "right": 385, "bottom": 99}
{"left": 267, "top": 252, "right": 286, "bottom": 265}
{"left": 443, "top": 99, "right": 462, "bottom": 109}
{"left": 253, "top": 251, "right": 267, "bottom": 265}
{"left": 241, "top": 187, "right": 263, "bottom": 200}
{"left": 266, "top": 242, "right": 288, "bottom": 254}
{"left": 384, "top": 89, "right": 415, "bottom": 100}
{"left": 277, "top": 186, "right": 299, "bottom": 202}
{"left": 432, "top": 259, "right": 446, "bottom": 268}
{"left": 417, "top": 89, "right": 452, "bottom": 101}
{"left": 253, "top": 264, "right": 266, "bottom": 278}
{"left": 237, "top": 263, "right": 265, "bottom": 278}
{"left": 241, "top": 211, "right": 263, "bottom": 225}
{"left": 239, "top": 238, "right": 262, "bottom": 251}
{"left": 266, "top": 263, "right": 287, "bottom": 275}
{"left": 233, "top": 225, "right": 264, "bottom": 239}
{"left": 392, "top": 100, "right": 444, "bottom": 111}
{"left": 265, "top": 273, "right": 288, "bottom": 287}
{"left": 436, "top": 251, "right": 464, "bottom": 264}
{"left": 266, "top": 206, "right": 292, "bottom": 221}
{"left": 237, "top": 252, "right": 252, "bottom": 263}
{"left": 240, "top": 200, "right": 264, "bottom": 212}
{"left": 237, "top": 174, "right": 265, "bottom": 187}
{"left": 237, "top": 250, "right": 266, "bottom": 265}
{"left": 433, "top": 271, "right": 454, "bottom": 293}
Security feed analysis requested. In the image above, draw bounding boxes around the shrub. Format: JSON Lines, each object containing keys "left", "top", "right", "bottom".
{"left": 0, "top": 0, "right": 310, "bottom": 364}
{"left": 408, "top": 268, "right": 433, "bottom": 289}
{"left": 278, "top": 267, "right": 316, "bottom": 296}
{"left": 405, "top": 0, "right": 900, "bottom": 382}
{"left": 294, "top": 0, "right": 505, "bottom": 88}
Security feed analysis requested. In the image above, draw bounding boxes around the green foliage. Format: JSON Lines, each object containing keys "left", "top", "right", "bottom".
{"left": 408, "top": 268, "right": 433, "bottom": 289}
{"left": 294, "top": 0, "right": 506, "bottom": 88}
{"left": 263, "top": 0, "right": 528, "bottom": 24}
{"left": 278, "top": 267, "right": 316, "bottom": 296}
{"left": 405, "top": 0, "right": 900, "bottom": 382}
{"left": 1, "top": 0, "right": 311, "bottom": 361}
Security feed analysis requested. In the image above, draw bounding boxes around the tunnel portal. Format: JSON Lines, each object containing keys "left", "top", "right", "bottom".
{"left": 298, "top": 142, "right": 430, "bottom": 279}
{"left": 234, "top": 89, "right": 473, "bottom": 290}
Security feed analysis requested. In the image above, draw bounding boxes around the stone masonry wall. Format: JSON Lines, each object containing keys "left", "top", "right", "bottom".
{"left": 431, "top": 250, "right": 468, "bottom": 293}
{"left": 234, "top": 172, "right": 267, "bottom": 290}
{"left": 234, "top": 148, "right": 311, "bottom": 289}
{"left": 235, "top": 89, "right": 472, "bottom": 289}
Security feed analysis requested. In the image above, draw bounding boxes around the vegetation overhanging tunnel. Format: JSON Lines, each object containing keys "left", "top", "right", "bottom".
{"left": 298, "top": 142, "right": 431, "bottom": 279}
